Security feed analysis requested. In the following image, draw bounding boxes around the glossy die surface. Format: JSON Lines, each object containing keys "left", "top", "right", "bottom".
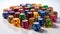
{"left": 32, "top": 22, "right": 40, "bottom": 31}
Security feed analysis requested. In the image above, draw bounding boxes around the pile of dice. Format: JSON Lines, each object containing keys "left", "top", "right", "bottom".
{"left": 2, "top": 4, "right": 58, "bottom": 31}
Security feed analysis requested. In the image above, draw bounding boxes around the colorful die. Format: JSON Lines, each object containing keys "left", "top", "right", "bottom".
{"left": 32, "top": 22, "right": 40, "bottom": 31}
{"left": 49, "top": 13, "right": 57, "bottom": 22}
{"left": 3, "top": 12, "right": 9, "bottom": 19}
{"left": 38, "top": 10, "right": 47, "bottom": 18}
{"left": 44, "top": 16, "right": 53, "bottom": 28}
{"left": 22, "top": 19, "right": 29, "bottom": 29}
{"left": 8, "top": 15, "right": 14, "bottom": 23}
{"left": 25, "top": 10, "right": 30, "bottom": 14}
{"left": 29, "top": 18, "right": 34, "bottom": 27}
{"left": 38, "top": 17, "right": 44, "bottom": 26}
{"left": 26, "top": 12, "right": 32, "bottom": 19}
{"left": 33, "top": 12, "right": 39, "bottom": 19}
{"left": 19, "top": 13, "right": 26, "bottom": 20}
{"left": 11, "top": 18, "right": 21, "bottom": 28}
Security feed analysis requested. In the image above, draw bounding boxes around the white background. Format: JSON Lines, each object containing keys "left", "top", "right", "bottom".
{"left": 0, "top": 0, "right": 60, "bottom": 34}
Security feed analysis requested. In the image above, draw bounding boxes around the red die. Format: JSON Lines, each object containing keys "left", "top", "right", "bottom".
{"left": 26, "top": 12, "right": 32, "bottom": 20}
{"left": 49, "top": 14, "right": 57, "bottom": 22}
{"left": 22, "top": 19, "right": 29, "bottom": 29}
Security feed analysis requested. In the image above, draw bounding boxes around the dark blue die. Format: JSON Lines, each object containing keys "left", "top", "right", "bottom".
{"left": 32, "top": 22, "right": 40, "bottom": 31}
{"left": 25, "top": 10, "right": 30, "bottom": 14}
{"left": 3, "top": 12, "right": 9, "bottom": 19}
{"left": 38, "top": 18, "right": 44, "bottom": 26}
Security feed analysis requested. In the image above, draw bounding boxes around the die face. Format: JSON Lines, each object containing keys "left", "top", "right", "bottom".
{"left": 29, "top": 18, "right": 34, "bottom": 26}
{"left": 45, "top": 18, "right": 53, "bottom": 28}
{"left": 25, "top": 10, "right": 30, "bottom": 14}
{"left": 22, "top": 20, "right": 29, "bottom": 29}
{"left": 3, "top": 12, "right": 9, "bottom": 19}
{"left": 33, "top": 24, "right": 40, "bottom": 31}
{"left": 38, "top": 10, "right": 47, "bottom": 15}
{"left": 49, "top": 14, "right": 57, "bottom": 22}
{"left": 33, "top": 12, "right": 39, "bottom": 19}
{"left": 8, "top": 15, "right": 14, "bottom": 23}
{"left": 13, "top": 19, "right": 20, "bottom": 24}
{"left": 26, "top": 12, "right": 32, "bottom": 20}
{"left": 52, "top": 16, "right": 57, "bottom": 22}
{"left": 29, "top": 20, "right": 34, "bottom": 26}
{"left": 38, "top": 18, "right": 44, "bottom": 26}
{"left": 12, "top": 18, "right": 21, "bottom": 27}
{"left": 32, "top": 22, "right": 41, "bottom": 31}
{"left": 19, "top": 13, "right": 26, "bottom": 20}
{"left": 23, "top": 22, "right": 29, "bottom": 29}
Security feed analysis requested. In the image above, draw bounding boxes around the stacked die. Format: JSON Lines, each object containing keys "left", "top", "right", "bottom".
{"left": 2, "top": 4, "right": 58, "bottom": 31}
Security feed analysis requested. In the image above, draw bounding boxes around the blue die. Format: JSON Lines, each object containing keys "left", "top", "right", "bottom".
{"left": 38, "top": 10, "right": 47, "bottom": 18}
{"left": 3, "top": 12, "right": 9, "bottom": 19}
{"left": 25, "top": 10, "right": 30, "bottom": 14}
{"left": 32, "top": 22, "right": 40, "bottom": 31}
{"left": 38, "top": 17, "right": 44, "bottom": 26}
